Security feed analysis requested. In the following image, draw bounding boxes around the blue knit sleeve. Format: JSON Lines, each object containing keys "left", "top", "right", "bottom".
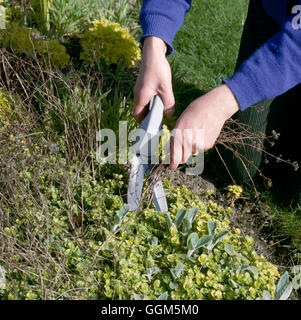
{"left": 139, "top": 0, "right": 192, "bottom": 55}
{"left": 223, "top": 8, "right": 301, "bottom": 111}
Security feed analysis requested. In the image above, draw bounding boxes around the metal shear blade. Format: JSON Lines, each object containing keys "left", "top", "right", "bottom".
{"left": 127, "top": 95, "right": 168, "bottom": 213}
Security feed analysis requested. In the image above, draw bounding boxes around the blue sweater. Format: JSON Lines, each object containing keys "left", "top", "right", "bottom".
{"left": 139, "top": 0, "right": 301, "bottom": 111}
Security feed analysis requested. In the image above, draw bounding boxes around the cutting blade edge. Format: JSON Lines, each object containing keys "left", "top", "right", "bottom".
{"left": 152, "top": 179, "right": 168, "bottom": 213}
{"left": 145, "top": 164, "right": 168, "bottom": 213}
{"left": 127, "top": 155, "right": 145, "bottom": 211}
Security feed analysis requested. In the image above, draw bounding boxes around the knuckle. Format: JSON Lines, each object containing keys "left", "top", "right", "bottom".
{"left": 165, "top": 101, "right": 175, "bottom": 109}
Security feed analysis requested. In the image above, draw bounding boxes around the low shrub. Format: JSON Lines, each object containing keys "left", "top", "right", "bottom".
{"left": 80, "top": 18, "right": 141, "bottom": 68}
{"left": 0, "top": 88, "right": 13, "bottom": 129}
{"left": 0, "top": 138, "right": 280, "bottom": 300}
{"left": 0, "top": 24, "right": 70, "bottom": 69}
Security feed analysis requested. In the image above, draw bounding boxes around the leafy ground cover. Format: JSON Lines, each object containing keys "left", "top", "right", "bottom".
{"left": 168, "top": 0, "right": 301, "bottom": 298}
{"left": 0, "top": 0, "right": 300, "bottom": 300}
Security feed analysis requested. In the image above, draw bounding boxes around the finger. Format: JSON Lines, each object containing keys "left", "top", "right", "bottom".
{"left": 164, "top": 106, "right": 175, "bottom": 118}
{"left": 133, "top": 88, "right": 154, "bottom": 123}
{"left": 182, "top": 129, "right": 193, "bottom": 164}
{"left": 159, "top": 88, "right": 175, "bottom": 118}
{"left": 170, "top": 129, "right": 182, "bottom": 170}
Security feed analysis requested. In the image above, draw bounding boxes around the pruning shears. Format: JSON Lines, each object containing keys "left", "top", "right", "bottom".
{"left": 127, "top": 94, "right": 168, "bottom": 213}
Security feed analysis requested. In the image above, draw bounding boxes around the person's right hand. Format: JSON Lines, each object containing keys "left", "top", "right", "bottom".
{"left": 133, "top": 36, "right": 175, "bottom": 123}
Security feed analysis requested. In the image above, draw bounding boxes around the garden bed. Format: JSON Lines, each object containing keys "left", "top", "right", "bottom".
{"left": 0, "top": 0, "right": 300, "bottom": 301}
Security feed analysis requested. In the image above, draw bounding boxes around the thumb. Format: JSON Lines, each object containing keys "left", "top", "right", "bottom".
{"left": 133, "top": 88, "right": 154, "bottom": 123}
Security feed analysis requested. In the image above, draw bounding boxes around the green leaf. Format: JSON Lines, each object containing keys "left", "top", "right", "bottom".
{"left": 262, "top": 290, "right": 272, "bottom": 300}
{"left": 175, "top": 208, "right": 186, "bottom": 227}
{"left": 164, "top": 212, "right": 174, "bottom": 228}
{"left": 187, "top": 207, "right": 198, "bottom": 222}
{"left": 275, "top": 272, "right": 292, "bottom": 300}
{"left": 175, "top": 262, "right": 184, "bottom": 274}
{"left": 112, "top": 216, "right": 121, "bottom": 230}
{"left": 170, "top": 263, "right": 184, "bottom": 280}
{"left": 196, "top": 235, "right": 212, "bottom": 249}
{"left": 243, "top": 266, "right": 258, "bottom": 277}
{"left": 186, "top": 255, "right": 197, "bottom": 263}
{"left": 187, "top": 249, "right": 194, "bottom": 258}
{"left": 229, "top": 279, "right": 239, "bottom": 288}
{"left": 207, "top": 220, "right": 216, "bottom": 236}
{"left": 213, "top": 230, "right": 228, "bottom": 244}
{"left": 118, "top": 204, "right": 130, "bottom": 218}
{"left": 113, "top": 216, "right": 121, "bottom": 225}
{"left": 151, "top": 236, "right": 158, "bottom": 247}
{"left": 291, "top": 266, "right": 301, "bottom": 290}
{"left": 113, "top": 205, "right": 130, "bottom": 229}
{"left": 206, "top": 230, "right": 228, "bottom": 251}
{"left": 182, "top": 219, "right": 192, "bottom": 235}
{"left": 169, "top": 281, "right": 178, "bottom": 289}
{"left": 148, "top": 267, "right": 161, "bottom": 276}
{"left": 156, "top": 291, "right": 168, "bottom": 300}
{"left": 187, "top": 232, "right": 199, "bottom": 250}
{"left": 133, "top": 293, "right": 142, "bottom": 300}
{"left": 224, "top": 243, "right": 235, "bottom": 256}
{"left": 292, "top": 272, "right": 301, "bottom": 290}
{"left": 174, "top": 262, "right": 184, "bottom": 278}
{"left": 182, "top": 207, "right": 198, "bottom": 235}
{"left": 279, "top": 282, "right": 293, "bottom": 300}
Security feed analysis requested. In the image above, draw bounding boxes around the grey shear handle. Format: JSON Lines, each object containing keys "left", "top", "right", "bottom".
{"left": 127, "top": 94, "right": 167, "bottom": 212}
{"left": 138, "top": 95, "right": 164, "bottom": 162}
{"left": 140, "top": 95, "right": 164, "bottom": 134}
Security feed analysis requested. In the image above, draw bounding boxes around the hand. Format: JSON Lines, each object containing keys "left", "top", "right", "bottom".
{"left": 170, "top": 84, "right": 240, "bottom": 170}
{"left": 133, "top": 36, "right": 175, "bottom": 123}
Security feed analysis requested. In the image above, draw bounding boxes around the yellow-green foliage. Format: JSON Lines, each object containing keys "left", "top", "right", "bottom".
{"left": 4, "top": 5, "right": 23, "bottom": 25}
{"left": 110, "top": 183, "right": 279, "bottom": 300}
{"left": 0, "top": 24, "right": 69, "bottom": 69}
{"left": 0, "top": 88, "right": 13, "bottom": 128}
{"left": 0, "top": 139, "right": 280, "bottom": 300}
{"left": 80, "top": 18, "right": 141, "bottom": 68}
{"left": 227, "top": 185, "right": 243, "bottom": 198}
{"left": 0, "top": 88, "right": 29, "bottom": 131}
{"left": 226, "top": 184, "right": 243, "bottom": 206}
{"left": 159, "top": 124, "right": 171, "bottom": 161}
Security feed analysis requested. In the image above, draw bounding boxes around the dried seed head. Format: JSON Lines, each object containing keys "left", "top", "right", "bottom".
{"left": 275, "top": 154, "right": 282, "bottom": 163}
{"left": 271, "top": 130, "right": 280, "bottom": 140}
{"left": 292, "top": 161, "right": 299, "bottom": 172}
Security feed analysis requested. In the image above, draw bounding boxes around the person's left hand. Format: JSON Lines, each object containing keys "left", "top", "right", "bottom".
{"left": 170, "top": 84, "right": 240, "bottom": 170}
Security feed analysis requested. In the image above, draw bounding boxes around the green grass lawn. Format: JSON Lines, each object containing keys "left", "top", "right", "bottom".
{"left": 169, "top": 0, "right": 249, "bottom": 92}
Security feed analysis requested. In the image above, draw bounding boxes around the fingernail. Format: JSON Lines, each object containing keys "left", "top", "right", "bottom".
{"left": 164, "top": 109, "right": 174, "bottom": 115}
